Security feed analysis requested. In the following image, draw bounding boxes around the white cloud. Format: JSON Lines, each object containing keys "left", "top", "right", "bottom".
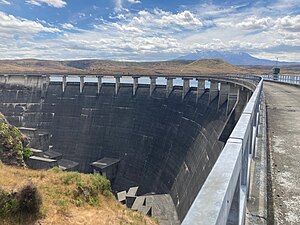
{"left": 0, "top": 11, "right": 60, "bottom": 35}
{"left": 236, "top": 16, "right": 273, "bottom": 30}
{"left": 276, "top": 15, "right": 300, "bottom": 32}
{"left": 127, "top": 0, "right": 141, "bottom": 4}
{"left": 26, "top": 0, "right": 67, "bottom": 8}
{"left": 0, "top": 0, "right": 10, "bottom": 5}
{"left": 126, "top": 9, "right": 203, "bottom": 31}
{"left": 62, "top": 23, "right": 74, "bottom": 30}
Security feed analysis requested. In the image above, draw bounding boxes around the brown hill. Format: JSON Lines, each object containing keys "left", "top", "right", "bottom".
{"left": 179, "top": 58, "right": 250, "bottom": 74}
{"left": 0, "top": 59, "right": 83, "bottom": 74}
{"left": 0, "top": 58, "right": 254, "bottom": 75}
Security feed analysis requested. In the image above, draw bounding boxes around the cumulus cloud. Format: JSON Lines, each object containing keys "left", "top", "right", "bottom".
{"left": 236, "top": 16, "right": 273, "bottom": 30}
{"left": 0, "top": 11, "right": 60, "bottom": 35}
{"left": 276, "top": 15, "right": 300, "bottom": 31}
{"left": 26, "top": 0, "right": 67, "bottom": 8}
{"left": 219, "top": 14, "right": 300, "bottom": 33}
{"left": 0, "top": 0, "right": 10, "bottom": 5}
{"left": 114, "top": 9, "right": 203, "bottom": 32}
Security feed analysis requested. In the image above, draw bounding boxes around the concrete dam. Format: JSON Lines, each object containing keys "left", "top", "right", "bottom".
{"left": 0, "top": 74, "right": 257, "bottom": 224}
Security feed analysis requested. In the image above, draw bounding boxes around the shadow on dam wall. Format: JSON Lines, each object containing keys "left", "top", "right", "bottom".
{"left": 0, "top": 81, "right": 247, "bottom": 221}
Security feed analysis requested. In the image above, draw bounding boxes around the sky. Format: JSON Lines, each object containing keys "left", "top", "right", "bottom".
{"left": 0, "top": 0, "right": 299, "bottom": 61}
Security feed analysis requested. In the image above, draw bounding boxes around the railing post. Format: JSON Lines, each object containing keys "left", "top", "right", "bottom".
{"left": 24, "top": 75, "right": 28, "bottom": 84}
{"left": 182, "top": 77, "right": 191, "bottom": 100}
{"left": 218, "top": 82, "right": 229, "bottom": 110}
{"left": 62, "top": 75, "right": 67, "bottom": 92}
{"left": 4, "top": 74, "right": 8, "bottom": 83}
{"left": 133, "top": 76, "right": 139, "bottom": 96}
{"left": 226, "top": 84, "right": 239, "bottom": 116}
{"left": 97, "top": 76, "right": 102, "bottom": 94}
{"left": 196, "top": 79, "right": 205, "bottom": 103}
{"left": 166, "top": 77, "right": 175, "bottom": 97}
{"left": 150, "top": 76, "right": 157, "bottom": 96}
{"left": 79, "top": 75, "right": 85, "bottom": 93}
{"left": 209, "top": 80, "right": 219, "bottom": 103}
{"left": 115, "top": 76, "right": 121, "bottom": 95}
{"left": 41, "top": 75, "right": 50, "bottom": 98}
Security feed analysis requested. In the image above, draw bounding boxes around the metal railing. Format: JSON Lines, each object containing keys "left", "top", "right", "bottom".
{"left": 262, "top": 74, "right": 300, "bottom": 85}
{"left": 182, "top": 77, "right": 263, "bottom": 225}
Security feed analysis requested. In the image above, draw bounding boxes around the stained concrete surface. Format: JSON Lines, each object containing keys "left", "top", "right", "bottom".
{"left": 264, "top": 82, "right": 300, "bottom": 225}
{"left": 0, "top": 81, "right": 250, "bottom": 222}
{"left": 0, "top": 82, "right": 228, "bottom": 222}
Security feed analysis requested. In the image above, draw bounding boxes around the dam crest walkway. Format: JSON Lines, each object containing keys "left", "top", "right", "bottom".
{"left": 264, "top": 81, "right": 300, "bottom": 225}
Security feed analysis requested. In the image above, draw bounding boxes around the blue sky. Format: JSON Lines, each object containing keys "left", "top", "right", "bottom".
{"left": 0, "top": 0, "right": 299, "bottom": 61}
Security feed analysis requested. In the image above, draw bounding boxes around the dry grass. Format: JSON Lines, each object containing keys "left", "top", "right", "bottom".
{"left": 0, "top": 164, "right": 157, "bottom": 225}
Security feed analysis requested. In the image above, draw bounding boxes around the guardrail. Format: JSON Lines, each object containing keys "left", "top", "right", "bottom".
{"left": 182, "top": 76, "right": 263, "bottom": 225}
{"left": 262, "top": 74, "right": 300, "bottom": 84}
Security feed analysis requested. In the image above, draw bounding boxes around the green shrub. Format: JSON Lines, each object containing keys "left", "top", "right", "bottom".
{"left": 0, "top": 121, "right": 32, "bottom": 167}
{"left": 49, "top": 166, "right": 62, "bottom": 173}
{"left": 22, "top": 147, "right": 33, "bottom": 159}
{"left": 0, "top": 183, "right": 42, "bottom": 220}
{"left": 0, "top": 189, "right": 19, "bottom": 217}
{"left": 91, "top": 173, "right": 111, "bottom": 193}
{"left": 73, "top": 173, "right": 111, "bottom": 206}
{"left": 61, "top": 172, "right": 82, "bottom": 185}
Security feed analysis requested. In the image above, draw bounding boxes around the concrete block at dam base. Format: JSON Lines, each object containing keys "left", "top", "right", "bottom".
{"left": 26, "top": 156, "right": 58, "bottom": 170}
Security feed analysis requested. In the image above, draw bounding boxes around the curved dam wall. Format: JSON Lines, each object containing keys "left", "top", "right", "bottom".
{"left": 0, "top": 77, "right": 250, "bottom": 221}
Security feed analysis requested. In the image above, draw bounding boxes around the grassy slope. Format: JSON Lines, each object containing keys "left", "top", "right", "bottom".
{"left": 0, "top": 165, "right": 157, "bottom": 225}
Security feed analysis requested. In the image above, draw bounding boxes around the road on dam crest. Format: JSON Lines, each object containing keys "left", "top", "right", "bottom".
{"left": 264, "top": 81, "right": 300, "bottom": 225}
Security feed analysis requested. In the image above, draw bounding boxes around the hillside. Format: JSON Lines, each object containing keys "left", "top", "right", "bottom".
{"left": 0, "top": 59, "right": 83, "bottom": 74}
{"left": 0, "top": 58, "right": 252, "bottom": 75}
{"left": 180, "top": 58, "right": 247, "bottom": 74}
{"left": 0, "top": 165, "right": 157, "bottom": 225}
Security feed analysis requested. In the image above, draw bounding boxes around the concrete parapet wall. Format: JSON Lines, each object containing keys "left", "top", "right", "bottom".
{"left": 0, "top": 74, "right": 49, "bottom": 89}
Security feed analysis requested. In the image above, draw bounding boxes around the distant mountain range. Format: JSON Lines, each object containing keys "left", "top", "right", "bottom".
{"left": 176, "top": 50, "right": 299, "bottom": 66}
